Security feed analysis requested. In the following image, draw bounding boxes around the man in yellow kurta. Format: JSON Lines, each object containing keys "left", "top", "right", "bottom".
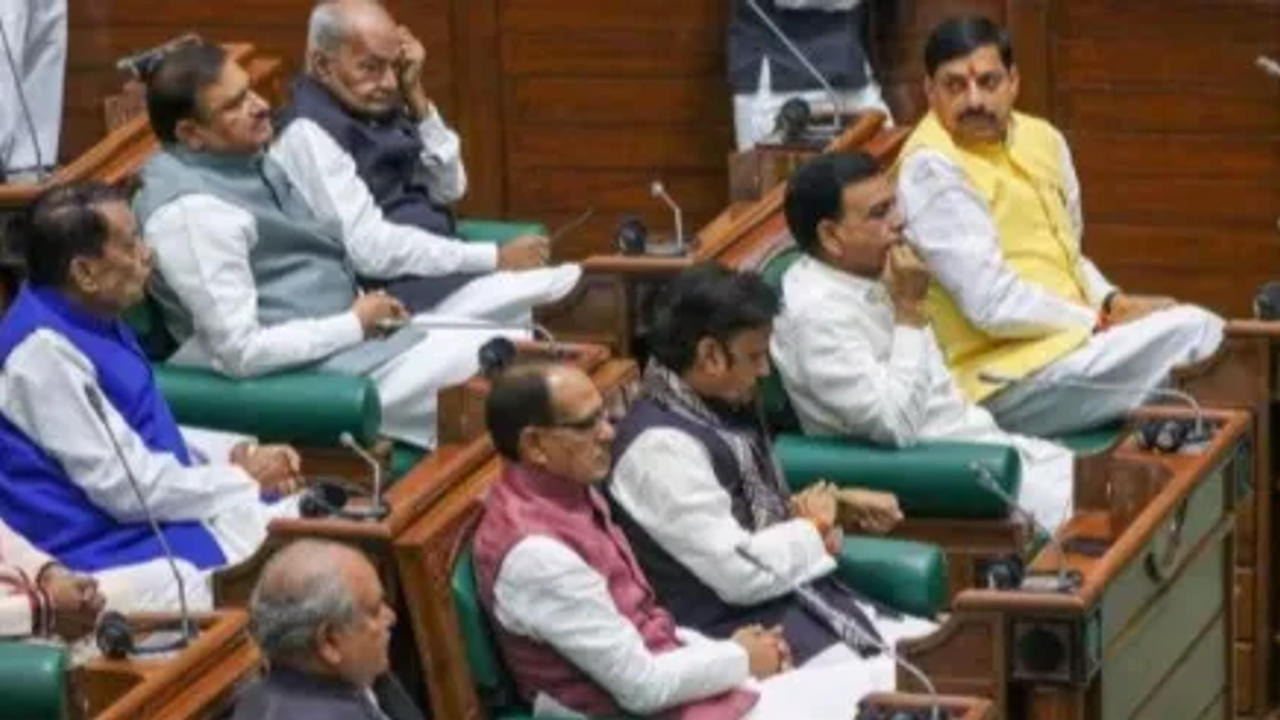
{"left": 896, "top": 16, "right": 1223, "bottom": 436}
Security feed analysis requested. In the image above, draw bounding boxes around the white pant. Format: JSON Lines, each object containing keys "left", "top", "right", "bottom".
{"left": 732, "top": 58, "right": 892, "bottom": 151}
{"left": 743, "top": 610, "right": 937, "bottom": 719}
{"left": 0, "top": 0, "right": 66, "bottom": 180}
{"left": 370, "top": 264, "right": 583, "bottom": 449}
{"left": 984, "top": 305, "right": 1226, "bottom": 437}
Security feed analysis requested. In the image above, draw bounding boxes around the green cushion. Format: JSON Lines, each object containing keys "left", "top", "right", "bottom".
{"left": 155, "top": 364, "right": 382, "bottom": 447}
{"left": 837, "top": 535, "right": 946, "bottom": 618}
{"left": 759, "top": 246, "right": 803, "bottom": 291}
{"left": 775, "top": 434, "right": 1021, "bottom": 519}
{"left": 452, "top": 547, "right": 512, "bottom": 704}
{"left": 456, "top": 219, "right": 547, "bottom": 246}
{"left": 123, "top": 300, "right": 177, "bottom": 361}
{"left": 1054, "top": 422, "right": 1125, "bottom": 455}
{"left": 390, "top": 442, "right": 427, "bottom": 481}
{"left": 0, "top": 641, "right": 68, "bottom": 720}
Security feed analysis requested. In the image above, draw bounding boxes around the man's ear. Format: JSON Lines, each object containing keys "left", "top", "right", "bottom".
{"left": 816, "top": 217, "right": 843, "bottom": 261}
{"left": 694, "top": 336, "right": 724, "bottom": 374}
{"left": 315, "top": 622, "right": 343, "bottom": 667}
{"left": 517, "top": 426, "right": 548, "bottom": 467}
{"left": 67, "top": 257, "right": 96, "bottom": 294}
{"left": 309, "top": 50, "right": 334, "bottom": 79}
{"left": 173, "top": 118, "right": 203, "bottom": 151}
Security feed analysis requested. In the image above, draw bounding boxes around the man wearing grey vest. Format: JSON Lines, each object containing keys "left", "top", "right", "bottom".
{"left": 134, "top": 43, "right": 581, "bottom": 450}
{"left": 729, "top": 0, "right": 890, "bottom": 150}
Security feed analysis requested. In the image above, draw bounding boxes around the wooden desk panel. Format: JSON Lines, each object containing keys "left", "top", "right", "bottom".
{"left": 76, "top": 611, "right": 260, "bottom": 720}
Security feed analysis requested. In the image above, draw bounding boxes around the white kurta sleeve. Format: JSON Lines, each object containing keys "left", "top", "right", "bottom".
{"left": 610, "top": 428, "right": 835, "bottom": 606}
{"left": 144, "top": 194, "right": 365, "bottom": 378}
{"left": 415, "top": 103, "right": 468, "bottom": 204}
{"left": 0, "top": 589, "right": 32, "bottom": 638}
{"left": 898, "top": 151, "right": 1097, "bottom": 336}
{"left": 784, "top": 307, "right": 934, "bottom": 448}
{"left": 0, "top": 330, "right": 262, "bottom": 523}
{"left": 1056, "top": 133, "right": 1117, "bottom": 307}
{"left": 269, "top": 120, "right": 496, "bottom": 279}
{"left": 494, "top": 535, "right": 749, "bottom": 715}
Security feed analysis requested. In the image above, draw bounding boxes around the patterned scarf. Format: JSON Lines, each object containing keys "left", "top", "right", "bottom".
{"left": 641, "top": 360, "right": 792, "bottom": 529}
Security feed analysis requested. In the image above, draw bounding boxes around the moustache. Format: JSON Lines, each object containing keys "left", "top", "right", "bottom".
{"left": 959, "top": 109, "right": 996, "bottom": 124}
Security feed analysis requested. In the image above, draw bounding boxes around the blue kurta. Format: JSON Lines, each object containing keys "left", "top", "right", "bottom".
{"left": 0, "top": 284, "right": 225, "bottom": 571}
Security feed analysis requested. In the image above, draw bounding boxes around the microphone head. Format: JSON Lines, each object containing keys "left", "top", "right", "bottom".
{"left": 478, "top": 336, "right": 518, "bottom": 377}
{"left": 338, "top": 431, "right": 357, "bottom": 450}
{"left": 96, "top": 610, "right": 134, "bottom": 660}
{"left": 649, "top": 180, "right": 665, "bottom": 198}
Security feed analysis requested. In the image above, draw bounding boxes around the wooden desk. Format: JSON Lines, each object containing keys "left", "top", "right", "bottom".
{"left": 861, "top": 692, "right": 996, "bottom": 720}
{"left": 541, "top": 111, "right": 910, "bottom": 355}
{"left": 74, "top": 610, "right": 260, "bottom": 720}
{"left": 901, "top": 408, "right": 1249, "bottom": 719}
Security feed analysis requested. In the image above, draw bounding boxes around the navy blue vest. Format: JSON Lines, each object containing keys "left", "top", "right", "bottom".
{"left": 0, "top": 285, "right": 225, "bottom": 571}
{"left": 278, "top": 75, "right": 455, "bottom": 236}
{"left": 727, "top": 0, "right": 870, "bottom": 94}
{"left": 611, "top": 396, "right": 882, "bottom": 663}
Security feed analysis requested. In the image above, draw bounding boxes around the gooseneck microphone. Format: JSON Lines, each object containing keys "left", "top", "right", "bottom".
{"left": 733, "top": 544, "right": 941, "bottom": 720}
{"left": 83, "top": 384, "right": 197, "bottom": 654}
{"left": 650, "top": 181, "right": 686, "bottom": 253}
{"left": 743, "top": 0, "right": 845, "bottom": 134}
{"left": 340, "top": 431, "right": 387, "bottom": 519}
{"left": 0, "top": 18, "right": 49, "bottom": 182}
{"left": 968, "top": 462, "right": 1080, "bottom": 594}
{"left": 977, "top": 370, "right": 1207, "bottom": 441}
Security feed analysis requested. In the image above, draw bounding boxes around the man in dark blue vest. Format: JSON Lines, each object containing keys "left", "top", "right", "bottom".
{"left": 609, "top": 263, "right": 932, "bottom": 677}
{"left": 276, "top": 0, "right": 550, "bottom": 299}
{"left": 728, "top": 0, "right": 890, "bottom": 149}
{"left": 0, "top": 182, "right": 299, "bottom": 614}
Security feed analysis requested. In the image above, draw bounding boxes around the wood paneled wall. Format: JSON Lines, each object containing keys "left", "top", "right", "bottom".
{"left": 61, "top": 1, "right": 1279, "bottom": 314}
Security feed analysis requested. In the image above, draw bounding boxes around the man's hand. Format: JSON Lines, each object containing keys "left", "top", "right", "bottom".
{"left": 395, "top": 25, "right": 430, "bottom": 120}
{"left": 232, "top": 443, "right": 303, "bottom": 497}
{"left": 40, "top": 565, "right": 105, "bottom": 641}
{"left": 497, "top": 235, "right": 551, "bottom": 271}
{"left": 730, "top": 624, "right": 789, "bottom": 679}
{"left": 837, "top": 488, "right": 903, "bottom": 535}
{"left": 1104, "top": 293, "right": 1175, "bottom": 328}
{"left": 352, "top": 291, "right": 409, "bottom": 338}
{"left": 882, "top": 244, "right": 931, "bottom": 328}
{"left": 790, "top": 481, "right": 839, "bottom": 536}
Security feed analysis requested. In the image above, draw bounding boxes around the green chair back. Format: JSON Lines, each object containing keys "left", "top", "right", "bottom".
{"left": 451, "top": 546, "right": 518, "bottom": 709}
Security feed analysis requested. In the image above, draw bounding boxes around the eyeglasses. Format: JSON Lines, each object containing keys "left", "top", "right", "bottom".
{"left": 542, "top": 407, "right": 609, "bottom": 434}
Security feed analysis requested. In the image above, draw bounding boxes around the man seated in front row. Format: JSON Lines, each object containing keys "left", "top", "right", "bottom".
{"left": 772, "top": 152, "right": 1073, "bottom": 532}
{"left": 609, "top": 265, "right": 935, "bottom": 673}
{"left": 897, "top": 16, "right": 1222, "bottom": 436}
{"left": 235, "top": 539, "right": 423, "bottom": 720}
{"left": 0, "top": 183, "right": 299, "bottom": 612}
{"left": 135, "top": 42, "right": 580, "bottom": 449}
{"left": 278, "top": 0, "right": 552, "bottom": 307}
{"left": 477, "top": 362, "right": 916, "bottom": 718}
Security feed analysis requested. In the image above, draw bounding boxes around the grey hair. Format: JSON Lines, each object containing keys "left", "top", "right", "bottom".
{"left": 306, "top": 2, "right": 348, "bottom": 58}
{"left": 249, "top": 540, "right": 362, "bottom": 661}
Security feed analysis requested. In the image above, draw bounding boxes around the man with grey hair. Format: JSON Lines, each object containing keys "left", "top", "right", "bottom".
{"left": 233, "top": 539, "right": 425, "bottom": 719}
{"left": 276, "top": 0, "right": 551, "bottom": 302}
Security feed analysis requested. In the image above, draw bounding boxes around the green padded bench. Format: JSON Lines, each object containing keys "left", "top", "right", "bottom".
{"left": 0, "top": 642, "right": 68, "bottom": 720}
{"left": 449, "top": 534, "right": 946, "bottom": 720}
{"left": 129, "top": 219, "right": 547, "bottom": 475}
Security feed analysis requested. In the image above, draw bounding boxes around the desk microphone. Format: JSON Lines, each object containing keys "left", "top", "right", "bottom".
{"left": 1257, "top": 55, "right": 1280, "bottom": 80}
{"left": 0, "top": 18, "right": 49, "bottom": 182}
{"left": 340, "top": 432, "right": 387, "bottom": 519}
{"left": 650, "top": 181, "right": 686, "bottom": 254}
{"left": 83, "top": 384, "right": 197, "bottom": 657}
{"left": 733, "top": 544, "right": 941, "bottom": 720}
{"left": 968, "top": 462, "right": 1080, "bottom": 594}
{"left": 743, "top": 0, "right": 845, "bottom": 134}
{"left": 976, "top": 370, "right": 1207, "bottom": 447}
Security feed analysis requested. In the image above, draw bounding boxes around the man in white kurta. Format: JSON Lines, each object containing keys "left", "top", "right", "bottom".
{"left": 771, "top": 152, "right": 1072, "bottom": 532}
{"left": 136, "top": 44, "right": 579, "bottom": 449}
{"left": 0, "top": 517, "right": 103, "bottom": 641}
{"left": 896, "top": 17, "right": 1222, "bottom": 437}
{"left": 0, "top": 0, "right": 65, "bottom": 181}
{"left": 0, "top": 183, "right": 298, "bottom": 615}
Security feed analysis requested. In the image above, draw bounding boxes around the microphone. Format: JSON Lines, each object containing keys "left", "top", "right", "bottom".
{"left": 650, "top": 181, "right": 686, "bottom": 254}
{"left": 115, "top": 33, "right": 201, "bottom": 79}
{"left": 0, "top": 18, "right": 49, "bottom": 182}
{"left": 977, "top": 370, "right": 1207, "bottom": 441}
{"left": 968, "top": 461, "right": 1080, "bottom": 594}
{"left": 1256, "top": 55, "right": 1280, "bottom": 80}
{"left": 743, "top": 0, "right": 845, "bottom": 134}
{"left": 733, "top": 544, "right": 941, "bottom": 720}
{"left": 339, "top": 432, "right": 388, "bottom": 520}
{"left": 83, "top": 384, "right": 197, "bottom": 646}
{"left": 396, "top": 317, "right": 561, "bottom": 359}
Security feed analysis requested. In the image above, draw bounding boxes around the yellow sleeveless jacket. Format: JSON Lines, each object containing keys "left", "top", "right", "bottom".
{"left": 897, "top": 111, "right": 1092, "bottom": 402}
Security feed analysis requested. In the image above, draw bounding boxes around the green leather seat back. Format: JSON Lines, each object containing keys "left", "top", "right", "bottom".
{"left": 1054, "top": 422, "right": 1126, "bottom": 455}
{"left": 836, "top": 535, "right": 947, "bottom": 617}
{"left": 776, "top": 434, "right": 1021, "bottom": 518}
{"left": 456, "top": 219, "right": 547, "bottom": 246}
{"left": 451, "top": 546, "right": 516, "bottom": 706}
{"left": 0, "top": 642, "right": 68, "bottom": 720}
{"left": 124, "top": 298, "right": 178, "bottom": 361}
